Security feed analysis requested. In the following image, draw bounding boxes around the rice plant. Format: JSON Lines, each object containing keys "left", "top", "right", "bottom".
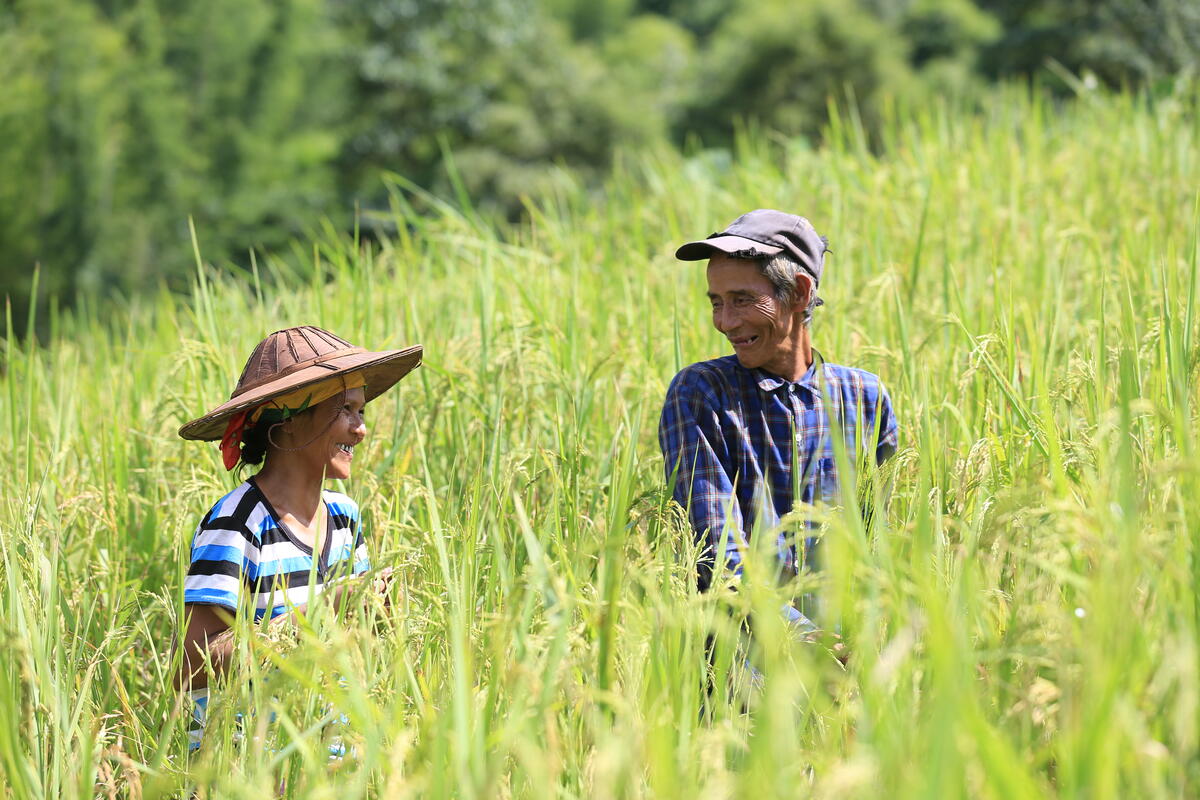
{"left": 0, "top": 82, "right": 1197, "bottom": 798}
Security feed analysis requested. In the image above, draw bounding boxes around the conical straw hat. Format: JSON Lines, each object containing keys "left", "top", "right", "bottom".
{"left": 178, "top": 326, "right": 422, "bottom": 441}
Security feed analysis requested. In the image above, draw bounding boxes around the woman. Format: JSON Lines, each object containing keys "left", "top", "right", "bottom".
{"left": 175, "top": 325, "right": 422, "bottom": 750}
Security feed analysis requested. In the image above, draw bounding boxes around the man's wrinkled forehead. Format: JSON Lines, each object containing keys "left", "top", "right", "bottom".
{"left": 705, "top": 252, "right": 776, "bottom": 293}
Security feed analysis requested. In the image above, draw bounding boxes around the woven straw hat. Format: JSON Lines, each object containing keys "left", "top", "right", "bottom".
{"left": 178, "top": 326, "right": 422, "bottom": 441}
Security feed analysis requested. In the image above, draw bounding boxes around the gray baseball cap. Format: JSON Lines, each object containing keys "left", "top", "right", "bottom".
{"left": 675, "top": 208, "right": 828, "bottom": 305}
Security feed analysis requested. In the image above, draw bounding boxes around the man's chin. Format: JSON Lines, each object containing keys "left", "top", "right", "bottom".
{"left": 732, "top": 351, "right": 760, "bottom": 369}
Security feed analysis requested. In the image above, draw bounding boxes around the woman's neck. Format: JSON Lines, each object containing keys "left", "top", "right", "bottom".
{"left": 252, "top": 458, "right": 324, "bottom": 522}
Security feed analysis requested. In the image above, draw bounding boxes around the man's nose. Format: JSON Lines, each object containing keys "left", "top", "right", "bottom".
{"left": 714, "top": 305, "right": 737, "bottom": 332}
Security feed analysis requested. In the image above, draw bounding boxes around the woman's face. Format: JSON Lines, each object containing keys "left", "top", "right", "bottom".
{"left": 280, "top": 386, "right": 368, "bottom": 480}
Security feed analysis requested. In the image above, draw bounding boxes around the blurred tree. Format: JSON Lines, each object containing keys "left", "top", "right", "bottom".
{"left": 100, "top": 0, "right": 348, "bottom": 289}
{"left": 0, "top": 0, "right": 348, "bottom": 329}
{"left": 544, "top": 0, "right": 636, "bottom": 40}
{"left": 333, "top": 0, "right": 676, "bottom": 219}
{"left": 977, "top": 0, "right": 1200, "bottom": 85}
{"left": 680, "top": 0, "right": 911, "bottom": 146}
{"left": 895, "top": 0, "right": 999, "bottom": 69}
{"left": 331, "top": 0, "right": 531, "bottom": 211}
{"left": 0, "top": 0, "right": 127, "bottom": 317}
{"left": 2, "top": 0, "right": 1198, "bottom": 328}
{"left": 633, "top": 0, "right": 733, "bottom": 37}
{"left": 451, "top": 16, "right": 696, "bottom": 207}
{"left": 886, "top": 0, "right": 1001, "bottom": 97}
{"left": 1087, "top": 0, "right": 1200, "bottom": 83}
{"left": 601, "top": 14, "right": 696, "bottom": 124}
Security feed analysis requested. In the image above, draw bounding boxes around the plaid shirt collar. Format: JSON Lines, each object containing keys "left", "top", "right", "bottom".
{"left": 751, "top": 349, "right": 826, "bottom": 394}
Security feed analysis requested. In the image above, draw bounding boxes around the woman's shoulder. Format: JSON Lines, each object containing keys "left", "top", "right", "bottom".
{"left": 321, "top": 488, "right": 361, "bottom": 520}
{"left": 196, "top": 480, "right": 267, "bottom": 531}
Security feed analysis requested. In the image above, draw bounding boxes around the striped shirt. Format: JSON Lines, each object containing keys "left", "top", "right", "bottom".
{"left": 184, "top": 477, "right": 370, "bottom": 620}
{"left": 659, "top": 352, "right": 898, "bottom": 591}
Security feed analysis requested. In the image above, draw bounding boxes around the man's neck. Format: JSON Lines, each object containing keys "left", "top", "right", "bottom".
{"left": 767, "top": 325, "right": 814, "bottom": 383}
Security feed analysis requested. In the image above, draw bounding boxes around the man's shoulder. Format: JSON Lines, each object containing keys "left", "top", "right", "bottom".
{"left": 667, "top": 355, "right": 750, "bottom": 395}
{"left": 819, "top": 361, "right": 887, "bottom": 387}
{"left": 672, "top": 357, "right": 744, "bottom": 388}
{"left": 817, "top": 361, "right": 894, "bottom": 407}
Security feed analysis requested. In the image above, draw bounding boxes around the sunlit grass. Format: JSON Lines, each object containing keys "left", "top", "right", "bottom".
{"left": 1, "top": 82, "right": 1198, "bottom": 797}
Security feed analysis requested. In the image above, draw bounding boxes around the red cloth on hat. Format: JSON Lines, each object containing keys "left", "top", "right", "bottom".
{"left": 219, "top": 410, "right": 250, "bottom": 471}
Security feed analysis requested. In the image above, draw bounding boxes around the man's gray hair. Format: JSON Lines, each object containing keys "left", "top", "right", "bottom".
{"left": 760, "top": 252, "right": 819, "bottom": 326}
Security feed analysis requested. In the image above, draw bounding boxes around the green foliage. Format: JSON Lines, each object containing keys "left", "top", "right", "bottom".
{"left": 336, "top": 1, "right": 680, "bottom": 218}
{"left": 545, "top": 0, "right": 637, "bottom": 40}
{"left": 600, "top": 15, "right": 697, "bottom": 132}
{"left": 978, "top": 0, "right": 1200, "bottom": 84}
{"left": 2, "top": 0, "right": 1200, "bottom": 329}
{"left": 2, "top": 84, "right": 1199, "bottom": 797}
{"left": 0, "top": 0, "right": 347, "bottom": 326}
{"left": 682, "top": 0, "right": 911, "bottom": 145}
{"left": 900, "top": 0, "right": 1001, "bottom": 69}
{"left": 0, "top": 0, "right": 127, "bottom": 306}
{"left": 332, "top": 0, "right": 531, "bottom": 202}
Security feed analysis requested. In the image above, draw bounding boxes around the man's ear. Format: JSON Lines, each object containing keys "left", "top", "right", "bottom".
{"left": 791, "top": 274, "right": 813, "bottom": 313}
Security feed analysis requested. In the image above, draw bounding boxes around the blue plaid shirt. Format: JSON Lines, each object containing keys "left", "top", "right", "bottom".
{"left": 659, "top": 352, "right": 898, "bottom": 591}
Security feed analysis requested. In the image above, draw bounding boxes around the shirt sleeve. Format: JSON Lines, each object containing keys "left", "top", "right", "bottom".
{"left": 351, "top": 502, "right": 370, "bottom": 574}
{"left": 184, "top": 511, "right": 259, "bottom": 612}
{"left": 875, "top": 381, "right": 899, "bottom": 464}
{"left": 658, "top": 370, "right": 747, "bottom": 591}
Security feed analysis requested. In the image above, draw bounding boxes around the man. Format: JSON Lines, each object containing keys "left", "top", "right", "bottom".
{"left": 659, "top": 209, "right": 898, "bottom": 614}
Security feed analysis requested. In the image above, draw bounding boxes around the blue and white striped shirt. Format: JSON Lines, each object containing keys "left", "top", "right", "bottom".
{"left": 184, "top": 477, "right": 370, "bottom": 620}
{"left": 659, "top": 352, "right": 898, "bottom": 591}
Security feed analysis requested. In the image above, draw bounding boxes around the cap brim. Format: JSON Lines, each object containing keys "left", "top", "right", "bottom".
{"left": 178, "top": 344, "right": 423, "bottom": 441}
{"left": 675, "top": 234, "right": 784, "bottom": 261}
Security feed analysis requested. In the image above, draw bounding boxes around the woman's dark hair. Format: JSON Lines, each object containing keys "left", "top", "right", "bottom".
{"left": 237, "top": 399, "right": 336, "bottom": 469}
{"left": 240, "top": 421, "right": 271, "bottom": 466}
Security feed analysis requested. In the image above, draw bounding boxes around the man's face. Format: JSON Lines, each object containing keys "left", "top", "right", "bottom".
{"left": 706, "top": 254, "right": 806, "bottom": 375}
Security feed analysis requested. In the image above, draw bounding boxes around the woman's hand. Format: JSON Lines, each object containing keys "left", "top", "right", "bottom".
{"left": 370, "top": 566, "right": 395, "bottom": 597}
{"left": 326, "top": 567, "right": 399, "bottom": 612}
{"left": 368, "top": 566, "right": 403, "bottom": 610}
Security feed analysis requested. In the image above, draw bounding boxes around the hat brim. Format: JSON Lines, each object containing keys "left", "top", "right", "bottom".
{"left": 675, "top": 234, "right": 784, "bottom": 262}
{"left": 178, "top": 344, "right": 423, "bottom": 441}
{"left": 675, "top": 236, "right": 825, "bottom": 307}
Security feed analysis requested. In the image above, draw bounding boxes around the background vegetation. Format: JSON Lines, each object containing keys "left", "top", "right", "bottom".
{"left": 1, "top": 81, "right": 1198, "bottom": 796}
{"left": 3, "top": 0, "right": 1200, "bottom": 328}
